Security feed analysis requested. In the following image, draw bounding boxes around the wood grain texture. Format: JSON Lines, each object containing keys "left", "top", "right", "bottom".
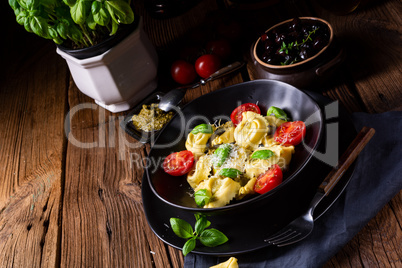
{"left": 1, "top": 0, "right": 401, "bottom": 267}
{"left": 312, "top": 0, "right": 402, "bottom": 113}
{"left": 1, "top": 3, "right": 68, "bottom": 266}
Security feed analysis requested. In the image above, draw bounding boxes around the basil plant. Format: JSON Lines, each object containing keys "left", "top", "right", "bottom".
{"left": 8, "top": 0, "right": 135, "bottom": 49}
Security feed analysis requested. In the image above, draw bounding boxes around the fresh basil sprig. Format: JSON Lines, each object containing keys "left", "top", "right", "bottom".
{"left": 194, "top": 189, "right": 211, "bottom": 207}
{"left": 267, "top": 106, "right": 289, "bottom": 121}
{"left": 170, "top": 215, "right": 228, "bottom": 256}
{"left": 190, "top": 124, "right": 213, "bottom": 135}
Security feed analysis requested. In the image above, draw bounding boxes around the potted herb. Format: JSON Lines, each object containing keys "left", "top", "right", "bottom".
{"left": 8, "top": 0, "right": 158, "bottom": 113}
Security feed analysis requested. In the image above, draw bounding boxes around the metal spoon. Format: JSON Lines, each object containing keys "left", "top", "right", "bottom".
{"left": 158, "top": 61, "right": 244, "bottom": 112}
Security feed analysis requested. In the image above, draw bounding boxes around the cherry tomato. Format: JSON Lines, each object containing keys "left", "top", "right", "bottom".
{"left": 195, "top": 54, "right": 221, "bottom": 79}
{"left": 163, "top": 150, "right": 194, "bottom": 176}
{"left": 171, "top": 60, "right": 197, "bottom": 85}
{"left": 253, "top": 164, "right": 283, "bottom": 194}
{"left": 206, "top": 39, "right": 231, "bottom": 61}
{"left": 274, "top": 121, "right": 306, "bottom": 146}
{"left": 230, "top": 103, "right": 261, "bottom": 126}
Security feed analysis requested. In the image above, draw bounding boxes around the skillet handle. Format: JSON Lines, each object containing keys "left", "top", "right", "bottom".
{"left": 319, "top": 126, "right": 375, "bottom": 196}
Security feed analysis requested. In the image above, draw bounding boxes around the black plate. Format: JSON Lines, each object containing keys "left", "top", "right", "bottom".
{"left": 142, "top": 82, "right": 356, "bottom": 256}
{"left": 146, "top": 80, "right": 324, "bottom": 214}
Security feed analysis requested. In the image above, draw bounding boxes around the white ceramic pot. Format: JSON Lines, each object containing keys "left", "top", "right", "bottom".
{"left": 56, "top": 19, "right": 158, "bottom": 113}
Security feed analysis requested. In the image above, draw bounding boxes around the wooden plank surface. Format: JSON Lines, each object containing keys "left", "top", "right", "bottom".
{"left": 0, "top": 0, "right": 401, "bottom": 267}
{"left": 1, "top": 2, "right": 68, "bottom": 266}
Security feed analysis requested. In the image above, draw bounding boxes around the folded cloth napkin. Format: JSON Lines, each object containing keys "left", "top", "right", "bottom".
{"left": 184, "top": 111, "right": 402, "bottom": 268}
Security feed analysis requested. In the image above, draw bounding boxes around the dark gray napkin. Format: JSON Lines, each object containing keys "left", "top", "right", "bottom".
{"left": 184, "top": 111, "right": 402, "bottom": 268}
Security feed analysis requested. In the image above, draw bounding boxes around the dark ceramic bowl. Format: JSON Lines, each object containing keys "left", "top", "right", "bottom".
{"left": 251, "top": 17, "right": 345, "bottom": 89}
{"left": 144, "top": 80, "right": 324, "bottom": 216}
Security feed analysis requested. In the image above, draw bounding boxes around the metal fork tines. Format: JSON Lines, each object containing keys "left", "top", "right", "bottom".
{"left": 263, "top": 127, "right": 375, "bottom": 248}
{"left": 263, "top": 202, "right": 317, "bottom": 247}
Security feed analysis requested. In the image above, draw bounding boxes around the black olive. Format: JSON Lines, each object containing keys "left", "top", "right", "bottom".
{"left": 289, "top": 17, "right": 302, "bottom": 32}
{"left": 313, "top": 37, "right": 325, "bottom": 51}
{"left": 275, "top": 33, "right": 286, "bottom": 44}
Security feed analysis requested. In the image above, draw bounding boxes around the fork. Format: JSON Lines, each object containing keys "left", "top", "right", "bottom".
{"left": 264, "top": 127, "right": 375, "bottom": 247}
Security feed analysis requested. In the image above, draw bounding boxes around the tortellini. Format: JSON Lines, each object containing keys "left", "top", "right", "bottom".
{"left": 234, "top": 112, "right": 268, "bottom": 150}
{"left": 210, "top": 257, "right": 238, "bottom": 268}
{"left": 185, "top": 132, "right": 213, "bottom": 157}
{"left": 186, "top": 110, "right": 297, "bottom": 208}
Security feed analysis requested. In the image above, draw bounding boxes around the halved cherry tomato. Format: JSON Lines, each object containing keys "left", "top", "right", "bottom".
{"left": 253, "top": 164, "right": 283, "bottom": 194}
{"left": 274, "top": 121, "right": 306, "bottom": 146}
{"left": 163, "top": 150, "right": 194, "bottom": 176}
{"left": 230, "top": 103, "right": 261, "bottom": 126}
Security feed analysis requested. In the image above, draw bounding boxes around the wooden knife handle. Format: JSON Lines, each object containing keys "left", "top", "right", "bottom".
{"left": 319, "top": 126, "right": 376, "bottom": 196}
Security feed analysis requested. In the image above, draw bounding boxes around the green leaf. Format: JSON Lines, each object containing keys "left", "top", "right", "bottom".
{"left": 105, "top": 0, "right": 134, "bottom": 24}
{"left": 71, "top": 0, "right": 90, "bottom": 25}
{"left": 67, "top": 23, "right": 84, "bottom": 42}
{"left": 199, "top": 229, "right": 228, "bottom": 247}
{"left": 213, "top": 144, "right": 231, "bottom": 167}
{"left": 30, "top": 15, "right": 50, "bottom": 39}
{"left": 267, "top": 106, "right": 289, "bottom": 121}
{"left": 190, "top": 124, "right": 213, "bottom": 135}
{"left": 25, "top": 0, "right": 39, "bottom": 10}
{"left": 251, "top": 150, "right": 274, "bottom": 160}
{"left": 194, "top": 189, "right": 212, "bottom": 207}
{"left": 182, "top": 237, "right": 196, "bottom": 256}
{"left": 24, "top": 16, "right": 32, "bottom": 32}
{"left": 110, "top": 18, "right": 118, "bottom": 35}
{"left": 16, "top": 10, "right": 28, "bottom": 25}
{"left": 86, "top": 12, "right": 96, "bottom": 30}
{"left": 56, "top": 22, "right": 67, "bottom": 39}
{"left": 92, "top": 3, "right": 110, "bottom": 26}
{"left": 170, "top": 218, "right": 194, "bottom": 239}
{"left": 218, "top": 168, "right": 241, "bottom": 179}
{"left": 63, "top": 0, "right": 76, "bottom": 7}
{"left": 48, "top": 26, "right": 58, "bottom": 39}
{"left": 9, "top": 0, "right": 20, "bottom": 11}
{"left": 16, "top": 0, "right": 29, "bottom": 9}
{"left": 194, "top": 215, "right": 210, "bottom": 234}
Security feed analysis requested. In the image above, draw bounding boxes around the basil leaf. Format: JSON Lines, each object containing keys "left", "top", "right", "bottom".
{"left": 170, "top": 218, "right": 194, "bottom": 239}
{"left": 190, "top": 124, "right": 213, "bottom": 135}
{"left": 16, "top": 10, "right": 28, "bottom": 25}
{"left": 182, "top": 237, "right": 196, "bottom": 256}
{"left": 9, "top": 0, "right": 20, "bottom": 11}
{"left": 56, "top": 21, "right": 67, "bottom": 39}
{"left": 30, "top": 16, "right": 50, "bottom": 39}
{"left": 71, "top": 0, "right": 89, "bottom": 25}
{"left": 218, "top": 168, "right": 241, "bottom": 179}
{"left": 105, "top": 0, "right": 134, "bottom": 25}
{"left": 92, "top": 3, "right": 110, "bottom": 26}
{"left": 63, "top": 0, "right": 76, "bottom": 7}
{"left": 199, "top": 229, "right": 228, "bottom": 247}
{"left": 194, "top": 189, "right": 211, "bottom": 207}
{"left": 251, "top": 150, "right": 274, "bottom": 160}
{"left": 24, "top": 16, "right": 32, "bottom": 32}
{"left": 267, "top": 106, "right": 289, "bottom": 121}
{"left": 195, "top": 215, "right": 210, "bottom": 234}
{"left": 213, "top": 144, "right": 231, "bottom": 167}
{"left": 86, "top": 12, "right": 96, "bottom": 30}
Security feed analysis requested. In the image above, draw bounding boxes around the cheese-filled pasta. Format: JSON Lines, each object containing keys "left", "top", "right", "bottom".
{"left": 162, "top": 104, "right": 306, "bottom": 208}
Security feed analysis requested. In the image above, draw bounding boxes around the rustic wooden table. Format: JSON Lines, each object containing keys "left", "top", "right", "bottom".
{"left": 1, "top": 0, "right": 401, "bottom": 267}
